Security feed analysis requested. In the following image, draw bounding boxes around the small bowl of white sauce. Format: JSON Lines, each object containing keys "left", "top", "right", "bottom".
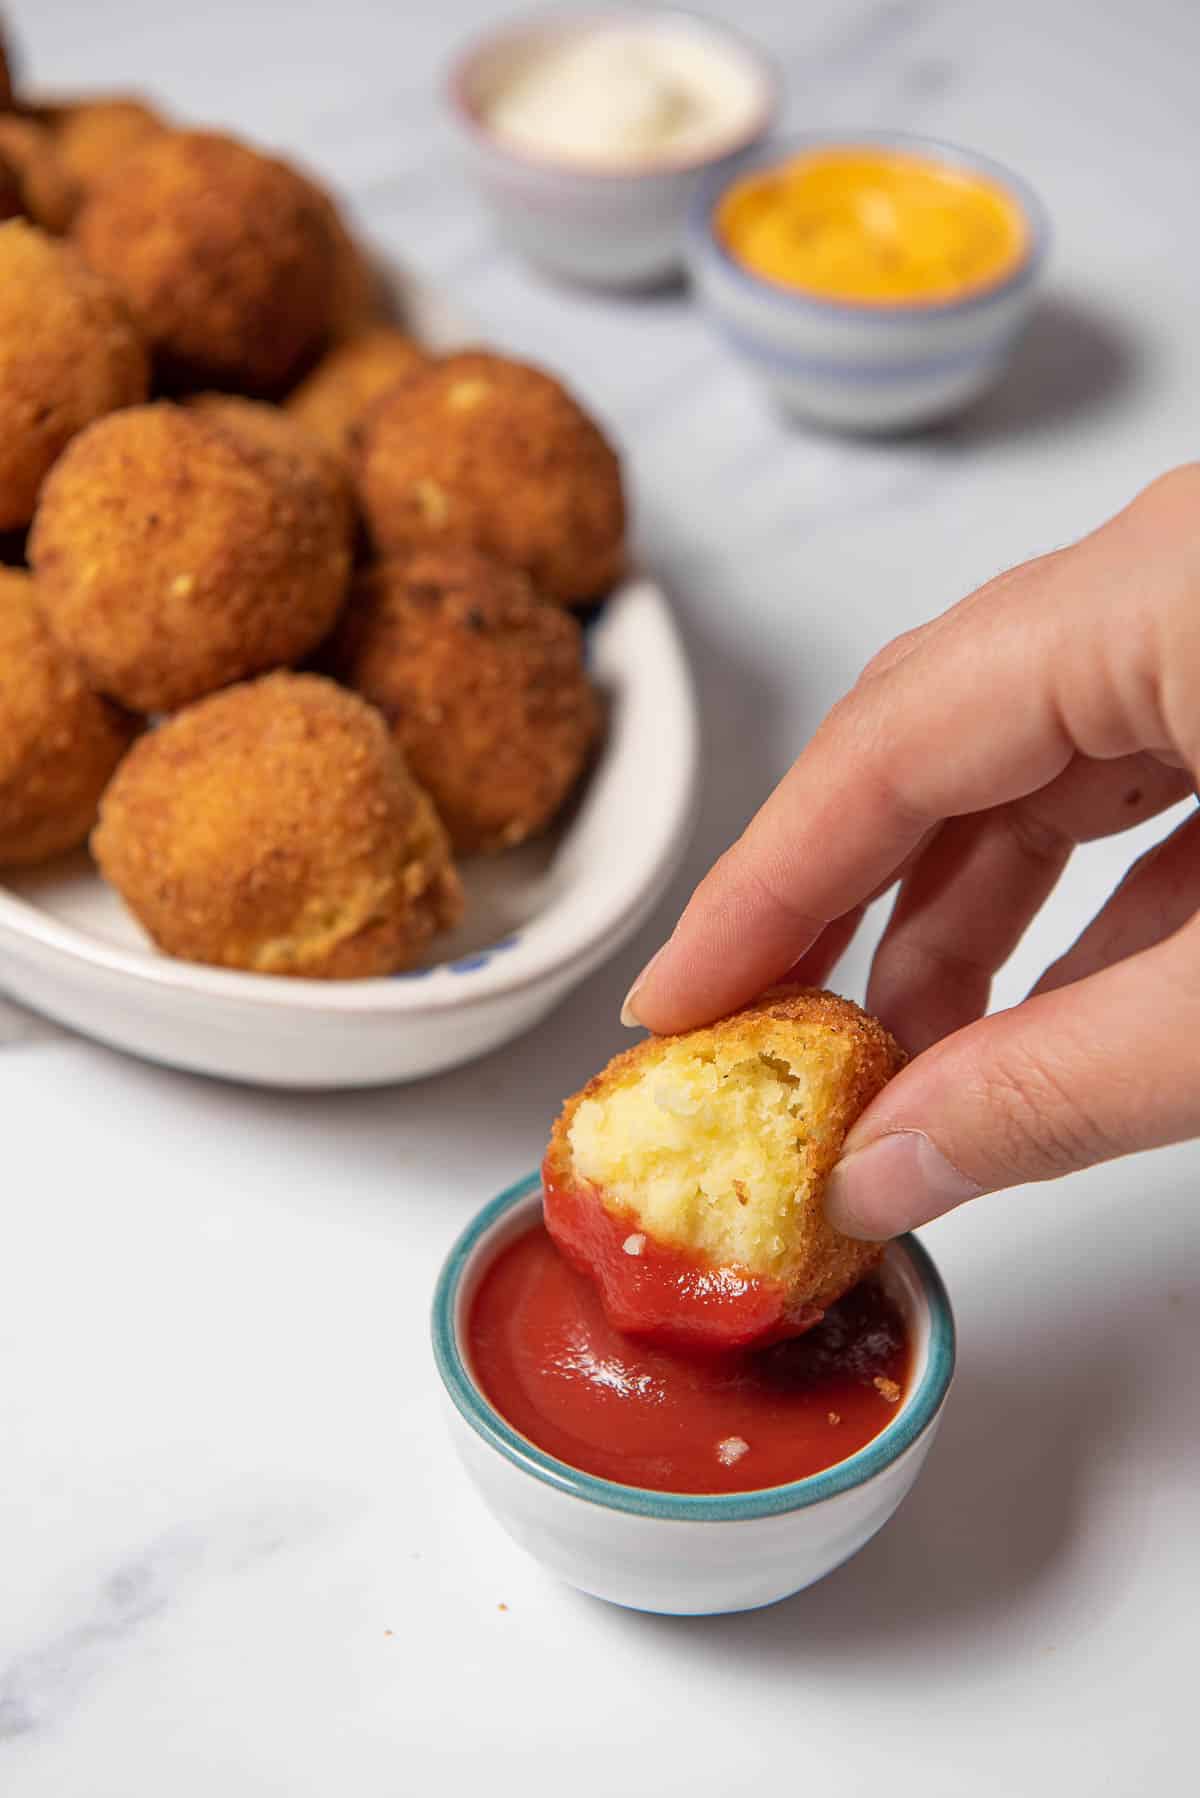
{"left": 448, "top": 7, "right": 779, "bottom": 289}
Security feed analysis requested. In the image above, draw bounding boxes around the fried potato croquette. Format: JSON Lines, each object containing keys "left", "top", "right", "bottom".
{"left": 0, "top": 116, "right": 78, "bottom": 230}
{"left": 286, "top": 329, "right": 429, "bottom": 459}
{"left": 304, "top": 182, "right": 393, "bottom": 343}
{"left": 31, "top": 94, "right": 169, "bottom": 195}
{"left": 330, "top": 549, "right": 601, "bottom": 853}
{"left": 0, "top": 221, "right": 148, "bottom": 530}
{"left": 29, "top": 401, "right": 352, "bottom": 712}
{"left": 92, "top": 672, "right": 463, "bottom": 978}
{"left": 184, "top": 392, "right": 356, "bottom": 539}
{"left": 543, "top": 990, "right": 906, "bottom": 1351}
{"left": 357, "top": 351, "right": 626, "bottom": 605}
{"left": 0, "top": 568, "right": 139, "bottom": 866}
{"left": 74, "top": 129, "right": 335, "bottom": 393}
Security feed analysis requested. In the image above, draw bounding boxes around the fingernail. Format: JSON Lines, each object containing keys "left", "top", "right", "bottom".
{"left": 824, "top": 1131, "right": 983, "bottom": 1240}
{"left": 619, "top": 944, "right": 667, "bottom": 1028}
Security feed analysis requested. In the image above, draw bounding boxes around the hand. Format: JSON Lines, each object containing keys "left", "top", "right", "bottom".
{"left": 623, "top": 468, "right": 1200, "bottom": 1239}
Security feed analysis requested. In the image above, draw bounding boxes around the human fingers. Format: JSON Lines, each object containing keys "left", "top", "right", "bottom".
{"left": 867, "top": 753, "right": 1193, "bottom": 1053}
{"left": 774, "top": 907, "right": 867, "bottom": 993}
{"left": 824, "top": 910, "right": 1200, "bottom": 1239}
{"left": 625, "top": 466, "right": 1200, "bottom": 1034}
{"left": 1030, "top": 802, "right": 1200, "bottom": 998}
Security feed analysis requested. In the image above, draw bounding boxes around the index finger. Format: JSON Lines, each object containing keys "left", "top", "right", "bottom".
{"left": 627, "top": 484, "right": 1185, "bottom": 1034}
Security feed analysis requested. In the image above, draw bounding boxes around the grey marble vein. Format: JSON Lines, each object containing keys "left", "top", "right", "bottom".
{"left": 0, "top": 1503, "right": 335, "bottom": 1742}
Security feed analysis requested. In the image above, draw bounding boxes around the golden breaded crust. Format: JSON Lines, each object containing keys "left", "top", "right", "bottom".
{"left": 286, "top": 329, "right": 430, "bottom": 459}
{"left": 330, "top": 548, "right": 601, "bottom": 853}
{"left": 300, "top": 178, "right": 394, "bottom": 344}
{"left": 0, "top": 220, "right": 148, "bottom": 529}
{"left": 184, "top": 393, "right": 357, "bottom": 542}
{"left": 546, "top": 989, "right": 906, "bottom": 1315}
{"left": 32, "top": 94, "right": 168, "bottom": 194}
{"left": 74, "top": 129, "right": 335, "bottom": 393}
{"left": 29, "top": 401, "right": 352, "bottom": 712}
{"left": 0, "top": 116, "right": 78, "bottom": 230}
{"left": 357, "top": 350, "right": 626, "bottom": 605}
{"left": 0, "top": 567, "right": 140, "bottom": 866}
{"left": 92, "top": 672, "right": 463, "bottom": 978}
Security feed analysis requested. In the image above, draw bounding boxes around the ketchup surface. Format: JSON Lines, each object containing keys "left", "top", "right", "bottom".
{"left": 467, "top": 1221, "right": 911, "bottom": 1496}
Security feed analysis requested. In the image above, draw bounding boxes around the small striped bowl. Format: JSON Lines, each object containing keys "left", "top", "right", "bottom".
{"left": 687, "top": 132, "right": 1049, "bottom": 433}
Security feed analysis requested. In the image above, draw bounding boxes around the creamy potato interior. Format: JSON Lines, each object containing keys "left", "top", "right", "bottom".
{"left": 566, "top": 1028, "right": 858, "bottom": 1281}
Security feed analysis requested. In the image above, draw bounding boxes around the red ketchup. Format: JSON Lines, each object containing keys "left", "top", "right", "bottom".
{"left": 468, "top": 1219, "right": 910, "bottom": 1496}
{"left": 542, "top": 1164, "right": 823, "bottom": 1352}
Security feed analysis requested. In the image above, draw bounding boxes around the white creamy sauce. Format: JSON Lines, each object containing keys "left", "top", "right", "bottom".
{"left": 482, "top": 26, "right": 763, "bottom": 169}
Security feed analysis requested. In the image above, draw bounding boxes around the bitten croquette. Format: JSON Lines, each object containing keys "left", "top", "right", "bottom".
{"left": 92, "top": 673, "right": 463, "bottom": 978}
{"left": 29, "top": 401, "right": 352, "bottom": 712}
{"left": 286, "top": 329, "right": 430, "bottom": 459}
{"left": 356, "top": 351, "right": 626, "bottom": 605}
{"left": 0, "top": 568, "right": 140, "bottom": 866}
{"left": 330, "top": 549, "right": 601, "bottom": 853}
{"left": 0, "top": 220, "right": 148, "bottom": 530}
{"left": 543, "top": 990, "right": 906, "bottom": 1351}
{"left": 74, "top": 129, "right": 336, "bottom": 393}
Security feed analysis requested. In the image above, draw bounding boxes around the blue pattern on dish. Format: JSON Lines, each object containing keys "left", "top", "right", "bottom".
{"left": 394, "top": 932, "right": 523, "bottom": 979}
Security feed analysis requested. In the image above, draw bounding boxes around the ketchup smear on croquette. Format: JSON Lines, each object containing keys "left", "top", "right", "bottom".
{"left": 542, "top": 1168, "right": 827, "bottom": 1352}
{"left": 467, "top": 1218, "right": 911, "bottom": 1496}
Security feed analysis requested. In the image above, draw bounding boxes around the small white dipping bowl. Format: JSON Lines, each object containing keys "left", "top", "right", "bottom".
{"left": 687, "top": 131, "right": 1049, "bottom": 432}
{"left": 447, "top": 7, "right": 779, "bottom": 289}
{"left": 432, "top": 1172, "right": 956, "bottom": 1616}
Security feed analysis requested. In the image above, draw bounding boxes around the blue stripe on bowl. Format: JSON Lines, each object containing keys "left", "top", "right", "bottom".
{"left": 393, "top": 933, "right": 522, "bottom": 980}
{"left": 431, "top": 1170, "right": 957, "bottom": 1524}
{"left": 687, "top": 129, "right": 1051, "bottom": 325}
{"left": 712, "top": 316, "right": 1021, "bottom": 383}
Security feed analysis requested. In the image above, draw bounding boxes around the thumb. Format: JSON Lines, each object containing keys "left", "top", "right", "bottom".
{"left": 823, "top": 918, "right": 1200, "bottom": 1239}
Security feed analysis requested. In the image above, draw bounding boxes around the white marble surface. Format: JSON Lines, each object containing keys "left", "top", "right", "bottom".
{"left": 3, "top": 1, "right": 1199, "bottom": 1790}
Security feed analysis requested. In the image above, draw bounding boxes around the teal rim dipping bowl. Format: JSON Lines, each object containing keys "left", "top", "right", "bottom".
{"left": 432, "top": 1170, "right": 956, "bottom": 1614}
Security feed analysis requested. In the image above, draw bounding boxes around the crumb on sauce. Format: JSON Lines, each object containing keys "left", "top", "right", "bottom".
{"left": 716, "top": 1435, "right": 750, "bottom": 1467}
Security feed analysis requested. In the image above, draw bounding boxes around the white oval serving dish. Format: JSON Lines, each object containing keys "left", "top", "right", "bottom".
{"left": 0, "top": 576, "right": 696, "bottom": 1088}
{"left": 0, "top": 273, "right": 698, "bottom": 1088}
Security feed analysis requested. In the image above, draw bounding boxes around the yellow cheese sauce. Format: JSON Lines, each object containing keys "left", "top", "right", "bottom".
{"left": 717, "top": 147, "right": 1030, "bottom": 305}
